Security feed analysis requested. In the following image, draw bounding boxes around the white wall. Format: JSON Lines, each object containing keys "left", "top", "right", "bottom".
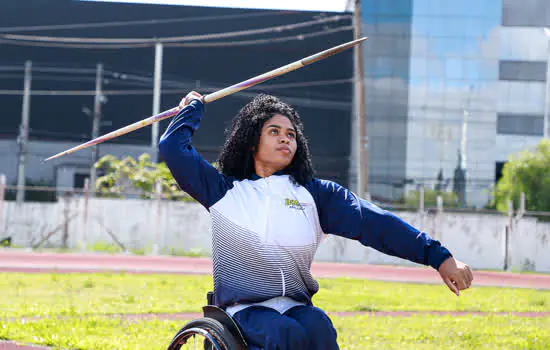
{"left": 2, "top": 198, "right": 549, "bottom": 272}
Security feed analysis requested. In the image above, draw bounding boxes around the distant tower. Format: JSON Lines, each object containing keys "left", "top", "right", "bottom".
{"left": 453, "top": 149, "right": 466, "bottom": 207}
{"left": 435, "top": 168, "right": 444, "bottom": 192}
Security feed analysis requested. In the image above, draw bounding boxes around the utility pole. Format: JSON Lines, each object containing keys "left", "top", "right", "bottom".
{"left": 89, "top": 63, "right": 103, "bottom": 197}
{"left": 353, "top": 0, "right": 368, "bottom": 197}
{"left": 151, "top": 41, "right": 164, "bottom": 163}
{"left": 543, "top": 28, "right": 550, "bottom": 138}
{"left": 16, "top": 60, "right": 32, "bottom": 204}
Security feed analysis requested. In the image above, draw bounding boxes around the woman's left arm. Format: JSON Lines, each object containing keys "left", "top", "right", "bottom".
{"left": 305, "top": 178, "right": 473, "bottom": 295}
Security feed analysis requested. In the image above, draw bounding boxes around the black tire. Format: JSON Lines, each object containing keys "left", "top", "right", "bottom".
{"left": 167, "top": 317, "right": 243, "bottom": 350}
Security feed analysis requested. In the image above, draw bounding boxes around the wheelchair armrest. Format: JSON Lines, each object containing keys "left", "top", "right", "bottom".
{"left": 203, "top": 305, "right": 248, "bottom": 349}
{"left": 207, "top": 291, "right": 214, "bottom": 306}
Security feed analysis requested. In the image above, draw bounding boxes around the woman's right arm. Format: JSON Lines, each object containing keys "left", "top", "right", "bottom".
{"left": 159, "top": 92, "right": 232, "bottom": 209}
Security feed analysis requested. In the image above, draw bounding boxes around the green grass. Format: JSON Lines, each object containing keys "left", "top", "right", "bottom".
{"left": 0, "top": 317, "right": 185, "bottom": 349}
{"left": 0, "top": 273, "right": 213, "bottom": 318}
{"left": 1, "top": 315, "right": 548, "bottom": 349}
{"left": 315, "top": 277, "right": 550, "bottom": 312}
{"left": 1, "top": 272, "right": 549, "bottom": 349}
{"left": 332, "top": 314, "right": 550, "bottom": 349}
{"left": 1, "top": 273, "right": 549, "bottom": 318}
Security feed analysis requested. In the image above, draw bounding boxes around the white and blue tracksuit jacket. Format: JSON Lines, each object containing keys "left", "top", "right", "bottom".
{"left": 159, "top": 100, "right": 452, "bottom": 313}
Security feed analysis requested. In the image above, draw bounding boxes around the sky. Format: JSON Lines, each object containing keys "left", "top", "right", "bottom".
{"left": 80, "top": 0, "right": 352, "bottom": 12}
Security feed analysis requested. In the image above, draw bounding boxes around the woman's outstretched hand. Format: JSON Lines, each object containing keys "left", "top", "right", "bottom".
{"left": 438, "top": 257, "right": 473, "bottom": 296}
{"left": 179, "top": 91, "right": 203, "bottom": 109}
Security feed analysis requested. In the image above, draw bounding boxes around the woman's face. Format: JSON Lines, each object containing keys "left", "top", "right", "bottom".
{"left": 253, "top": 114, "right": 297, "bottom": 174}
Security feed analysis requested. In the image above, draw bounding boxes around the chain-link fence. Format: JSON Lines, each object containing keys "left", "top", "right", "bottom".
{"left": 0, "top": 174, "right": 549, "bottom": 272}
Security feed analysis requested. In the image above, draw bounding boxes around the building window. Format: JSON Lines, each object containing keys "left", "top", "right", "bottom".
{"left": 502, "top": 0, "right": 550, "bottom": 27}
{"left": 497, "top": 113, "right": 544, "bottom": 136}
{"left": 495, "top": 161, "right": 506, "bottom": 183}
{"left": 74, "top": 173, "right": 89, "bottom": 189}
{"left": 499, "top": 61, "right": 547, "bottom": 82}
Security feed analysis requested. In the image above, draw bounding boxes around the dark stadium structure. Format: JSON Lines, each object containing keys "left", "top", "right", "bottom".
{"left": 0, "top": 0, "right": 354, "bottom": 191}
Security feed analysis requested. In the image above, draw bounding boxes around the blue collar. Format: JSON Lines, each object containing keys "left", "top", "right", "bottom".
{"left": 250, "top": 170, "right": 286, "bottom": 180}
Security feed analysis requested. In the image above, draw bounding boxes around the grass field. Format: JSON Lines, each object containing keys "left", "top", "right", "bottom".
{"left": 1, "top": 272, "right": 549, "bottom": 349}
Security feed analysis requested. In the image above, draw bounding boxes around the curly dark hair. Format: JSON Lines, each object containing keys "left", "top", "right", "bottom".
{"left": 217, "top": 94, "right": 315, "bottom": 185}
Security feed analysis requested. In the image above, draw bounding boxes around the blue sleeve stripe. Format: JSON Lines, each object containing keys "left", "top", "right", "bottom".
{"left": 305, "top": 178, "right": 452, "bottom": 270}
{"left": 159, "top": 100, "right": 233, "bottom": 209}
{"left": 160, "top": 100, "right": 202, "bottom": 142}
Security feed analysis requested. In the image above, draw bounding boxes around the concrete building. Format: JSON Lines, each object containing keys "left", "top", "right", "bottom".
{"left": 360, "top": 0, "right": 547, "bottom": 207}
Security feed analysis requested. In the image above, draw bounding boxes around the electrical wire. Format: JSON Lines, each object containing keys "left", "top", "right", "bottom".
{"left": 0, "top": 66, "right": 24, "bottom": 71}
{"left": 0, "top": 11, "right": 300, "bottom": 33}
{"left": 166, "top": 26, "right": 353, "bottom": 47}
{"left": 0, "top": 78, "right": 352, "bottom": 95}
{"left": 0, "top": 88, "right": 351, "bottom": 111}
{"left": 0, "top": 25, "right": 352, "bottom": 49}
{"left": 0, "top": 74, "right": 99, "bottom": 82}
{"left": 0, "top": 15, "right": 349, "bottom": 44}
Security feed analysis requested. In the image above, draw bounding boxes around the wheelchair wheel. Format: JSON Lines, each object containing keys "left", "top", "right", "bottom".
{"left": 167, "top": 317, "right": 242, "bottom": 350}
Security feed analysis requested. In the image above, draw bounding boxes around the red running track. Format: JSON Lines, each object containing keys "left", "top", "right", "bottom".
{"left": 1, "top": 250, "right": 549, "bottom": 289}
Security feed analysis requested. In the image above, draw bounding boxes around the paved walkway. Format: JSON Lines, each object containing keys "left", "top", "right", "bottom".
{"left": 0, "top": 341, "right": 50, "bottom": 350}
{"left": 1, "top": 250, "right": 549, "bottom": 289}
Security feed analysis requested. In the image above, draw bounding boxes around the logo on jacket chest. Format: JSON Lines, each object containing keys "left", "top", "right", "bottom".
{"left": 284, "top": 198, "right": 306, "bottom": 210}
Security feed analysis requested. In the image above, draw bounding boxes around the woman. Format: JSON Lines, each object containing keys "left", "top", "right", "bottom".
{"left": 159, "top": 91, "right": 473, "bottom": 350}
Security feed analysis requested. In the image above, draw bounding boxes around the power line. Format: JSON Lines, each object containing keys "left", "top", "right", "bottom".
{"left": 0, "top": 89, "right": 351, "bottom": 111}
{"left": 0, "top": 74, "right": 99, "bottom": 83}
{"left": 0, "top": 15, "right": 349, "bottom": 44}
{"left": 167, "top": 26, "right": 353, "bottom": 47}
{"left": 0, "top": 25, "right": 352, "bottom": 49}
{"left": 0, "top": 11, "right": 299, "bottom": 33}
{"left": 0, "top": 64, "right": 353, "bottom": 93}
{"left": 0, "top": 66, "right": 23, "bottom": 71}
{"left": 32, "top": 67, "right": 98, "bottom": 74}
{"left": 0, "top": 78, "right": 352, "bottom": 95}
{"left": 0, "top": 65, "right": 99, "bottom": 74}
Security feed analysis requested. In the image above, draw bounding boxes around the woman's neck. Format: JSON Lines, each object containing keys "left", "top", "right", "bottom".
{"left": 254, "top": 164, "right": 283, "bottom": 178}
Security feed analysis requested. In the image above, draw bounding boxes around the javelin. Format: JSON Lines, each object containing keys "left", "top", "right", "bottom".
{"left": 44, "top": 37, "right": 367, "bottom": 162}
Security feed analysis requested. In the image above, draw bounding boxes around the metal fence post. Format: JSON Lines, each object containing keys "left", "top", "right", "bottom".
{"left": 418, "top": 186, "right": 425, "bottom": 230}
{"left": 419, "top": 187, "right": 425, "bottom": 213}
{"left": 435, "top": 195, "right": 443, "bottom": 240}
{"left": 0, "top": 174, "right": 5, "bottom": 236}
{"left": 517, "top": 192, "right": 526, "bottom": 219}
{"left": 152, "top": 181, "right": 162, "bottom": 256}
{"left": 504, "top": 199, "right": 514, "bottom": 271}
{"left": 81, "top": 178, "right": 89, "bottom": 253}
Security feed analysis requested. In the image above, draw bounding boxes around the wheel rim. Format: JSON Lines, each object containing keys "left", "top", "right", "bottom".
{"left": 169, "top": 327, "right": 223, "bottom": 350}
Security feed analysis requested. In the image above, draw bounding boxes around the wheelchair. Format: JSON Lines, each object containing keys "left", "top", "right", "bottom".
{"left": 167, "top": 291, "right": 248, "bottom": 350}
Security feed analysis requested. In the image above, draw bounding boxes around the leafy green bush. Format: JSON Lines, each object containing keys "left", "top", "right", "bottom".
{"left": 403, "top": 188, "right": 459, "bottom": 209}
{"left": 94, "top": 154, "right": 195, "bottom": 201}
{"left": 491, "top": 139, "right": 550, "bottom": 213}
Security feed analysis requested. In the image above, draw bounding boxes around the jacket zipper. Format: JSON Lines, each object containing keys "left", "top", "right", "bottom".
{"left": 265, "top": 177, "right": 286, "bottom": 297}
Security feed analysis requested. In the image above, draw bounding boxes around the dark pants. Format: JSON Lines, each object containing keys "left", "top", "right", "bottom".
{"left": 232, "top": 305, "right": 339, "bottom": 350}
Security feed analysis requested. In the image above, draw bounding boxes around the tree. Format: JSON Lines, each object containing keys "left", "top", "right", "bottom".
{"left": 492, "top": 139, "right": 550, "bottom": 213}
{"left": 94, "top": 154, "right": 194, "bottom": 201}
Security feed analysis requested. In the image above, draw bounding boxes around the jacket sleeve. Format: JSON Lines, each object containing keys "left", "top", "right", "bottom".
{"left": 305, "top": 178, "right": 452, "bottom": 270}
{"left": 158, "top": 99, "right": 233, "bottom": 209}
